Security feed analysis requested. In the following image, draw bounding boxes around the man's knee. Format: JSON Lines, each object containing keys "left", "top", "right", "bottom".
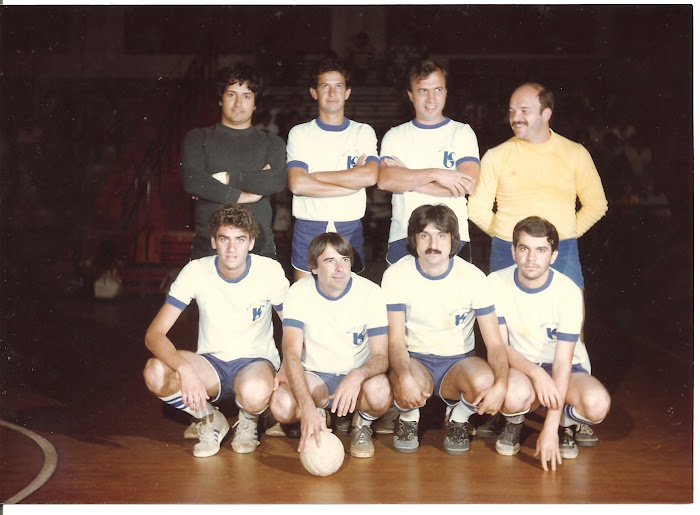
{"left": 269, "top": 386, "right": 297, "bottom": 423}
{"left": 502, "top": 380, "right": 534, "bottom": 414}
{"left": 360, "top": 375, "right": 392, "bottom": 413}
{"left": 579, "top": 384, "right": 611, "bottom": 423}
{"left": 236, "top": 373, "right": 274, "bottom": 413}
{"left": 143, "top": 358, "right": 169, "bottom": 394}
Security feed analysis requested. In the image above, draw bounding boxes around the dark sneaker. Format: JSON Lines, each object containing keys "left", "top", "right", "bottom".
{"left": 444, "top": 405, "right": 476, "bottom": 436}
{"left": 334, "top": 414, "right": 352, "bottom": 436}
{"left": 495, "top": 421, "right": 523, "bottom": 456}
{"left": 475, "top": 413, "right": 505, "bottom": 438}
{"left": 374, "top": 406, "right": 399, "bottom": 435}
{"left": 393, "top": 419, "right": 419, "bottom": 453}
{"left": 444, "top": 420, "right": 471, "bottom": 455}
{"left": 559, "top": 426, "right": 579, "bottom": 459}
{"left": 575, "top": 423, "right": 599, "bottom": 447}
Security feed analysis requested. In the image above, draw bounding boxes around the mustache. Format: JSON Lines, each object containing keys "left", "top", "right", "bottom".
{"left": 426, "top": 248, "right": 442, "bottom": 254}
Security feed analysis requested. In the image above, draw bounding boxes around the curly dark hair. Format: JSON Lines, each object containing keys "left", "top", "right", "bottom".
{"left": 216, "top": 63, "right": 264, "bottom": 101}
{"left": 207, "top": 203, "right": 260, "bottom": 240}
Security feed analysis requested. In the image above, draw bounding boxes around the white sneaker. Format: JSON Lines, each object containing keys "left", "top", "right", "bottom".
{"left": 231, "top": 413, "right": 260, "bottom": 454}
{"left": 192, "top": 409, "right": 230, "bottom": 458}
{"left": 184, "top": 421, "right": 200, "bottom": 439}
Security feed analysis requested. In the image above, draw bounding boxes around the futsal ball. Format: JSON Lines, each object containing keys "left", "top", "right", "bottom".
{"left": 300, "top": 431, "right": 345, "bottom": 476}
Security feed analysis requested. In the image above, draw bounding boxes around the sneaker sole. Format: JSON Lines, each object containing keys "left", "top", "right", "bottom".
{"left": 444, "top": 446, "right": 469, "bottom": 456}
{"left": 350, "top": 447, "right": 375, "bottom": 458}
{"left": 393, "top": 443, "right": 419, "bottom": 454}
{"left": 560, "top": 448, "right": 579, "bottom": 459}
{"left": 495, "top": 442, "right": 521, "bottom": 456}
{"left": 575, "top": 438, "right": 599, "bottom": 447}
{"left": 193, "top": 427, "right": 230, "bottom": 458}
{"left": 232, "top": 440, "right": 260, "bottom": 454}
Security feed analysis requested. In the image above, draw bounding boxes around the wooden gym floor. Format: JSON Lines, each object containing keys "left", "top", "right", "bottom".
{"left": 0, "top": 216, "right": 694, "bottom": 508}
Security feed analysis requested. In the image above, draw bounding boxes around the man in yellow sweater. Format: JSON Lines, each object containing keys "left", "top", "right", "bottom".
{"left": 468, "top": 82, "right": 607, "bottom": 445}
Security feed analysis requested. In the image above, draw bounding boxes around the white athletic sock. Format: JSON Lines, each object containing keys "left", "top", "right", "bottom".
{"left": 449, "top": 395, "right": 477, "bottom": 423}
{"left": 564, "top": 404, "right": 597, "bottom": 425}
{"left": 560, "top": 407, "right": 577, "bottom": 428}
{"left": 160, "top": 391, "right": 214, "bottom": 418}
{"left": 238, "top": 409, "right": 259, "bottom": 422}
{"left": 356, "top": 411, "right": 375, "bottom": 426}
{"left": 504, "top": 413, "right": 525, "bottom": 425}
{"left": 398, "top": 408, "right": 420, "bottom": 423}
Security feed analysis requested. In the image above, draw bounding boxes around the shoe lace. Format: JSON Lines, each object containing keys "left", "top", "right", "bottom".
{"left": 396, "top": 419, "right": 417, "bottom": 441}
{"left": 446, "top": 421, "right": 468, "bottom": 444}
{"left": 502, "top": 422, "right": 519, "bottom": 442}
{"left": 561, "top": 427, "right": 576, "bottom": 447}
{"left": 232, "top": 417, "right": 257, "bottom": 439}
{"left": 577, "top": 423, "right": 594, "bottom": 436}
{"left": 197, "top": 416, "right": 216, "bottom": 443}
{"left": 354, "top": 424, "right": 372, "bottom": 445}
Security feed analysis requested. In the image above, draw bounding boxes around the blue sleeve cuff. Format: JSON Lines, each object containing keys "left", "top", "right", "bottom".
{"left": 456, "top": 156, "right": 480, "bottom": 167}
{"left": 475, "top": 305, "right": 496, "bottom": 316}
{"left": 557, "top": 332, "right": 579, "bottom": 343}
{"left": 166, "top": 295, "right": 187, "bottom": 311}
{"left": 273, "top": 303, "right": 283, "bottom": 312}
{"left": 368, "top": 326, "right": 389, "bottom": 337}
{"left": 283, "top": 318, "right": 304, "bottom": 330}
{"left": 387, "top": 303, "right": 405, "bottom": 312}
{"left": 287, "top": 160, "right": 308, "bottom": 171}
{"left": 498, "top": 316, "right": 506, "bottom": 325}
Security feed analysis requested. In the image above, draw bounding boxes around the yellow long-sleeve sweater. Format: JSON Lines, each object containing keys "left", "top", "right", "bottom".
{"left": 468, "top": 130, "right": 608, "bottom": 241}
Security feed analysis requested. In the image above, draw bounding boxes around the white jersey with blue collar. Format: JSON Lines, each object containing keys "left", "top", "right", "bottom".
{"left": 166, "top": 254, "right": 289, "bottom": 368}
{"left": 283, "top": 273, "right": 388, "bottom": 374}
{"left": 381, "top": 255, "right": 494, "bottom": 356}
{"left": 380, "top": 118, "right": 480, "bottom": 243}
{"left": 488, "top": 265, "right": 591, "bottom": 372}
{"left": 286, "top": 117, "right": 379, "bottom": 222}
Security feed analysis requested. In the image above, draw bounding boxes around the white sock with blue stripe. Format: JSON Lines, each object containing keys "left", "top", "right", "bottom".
{"left": 160, "top": 391, "right": 214, "bottom": 418}
{"left": 562, "top": 404, "right": 597, "bottom": 426}
{"left": 448, "top": 394, "right": 477, "bottom": 423}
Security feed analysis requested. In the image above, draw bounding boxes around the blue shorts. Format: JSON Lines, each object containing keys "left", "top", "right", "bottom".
{"left": 202, "top": 354, "right": 273, "bottom": 403}
{"left": 305, "top": 371, "right": 346, "bottom": 409}
{"left": 538, "top": 362, "right": 589, "bottom": 376}
{"left": 409, "top": 351, "right": 475, "bottom": 403}
{"left": 387, "top": 239, "right": 469, "bottom": 265}
{"left": 489, "top": 237, "right": 584, "bottom": 289}
{"left": 291, "top": 219, "right": 365, "bottom": 273}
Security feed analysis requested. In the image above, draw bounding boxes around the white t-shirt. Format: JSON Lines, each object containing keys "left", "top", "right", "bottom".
{"left": 488, "top": 265, "right": 591, "bottom": 372}
{"left": 380, "top": 118, "right": 480, "bottom": 243}
{"left": 382, "top": 255, "right": 494, "bottom": 356}
{"left": 283, "top": 273, "right": 388, "bottom": 374}
{"left": 166, "top": 254, "right": 289, "bottom": 368}
{"left": 287, "top": 117, "right": 379, "bottom": 222}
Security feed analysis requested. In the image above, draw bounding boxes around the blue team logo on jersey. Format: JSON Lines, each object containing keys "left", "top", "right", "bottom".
{"left": 451, "top": 306, "right": 470, "bottom": 326}
{"left": 347, "top": 155, "right": 359, "bottom": 169}
{"left": 546, "top": 328, "right": 558, "bottom": 340}
{"left": 252, "top": 304, "right": 265, "bottom": 321}
{"left": 443, "top": 151, "right": 455, "bottom": 168}
{"left": 348, "top": 324, "right": 368, "bottom": 346}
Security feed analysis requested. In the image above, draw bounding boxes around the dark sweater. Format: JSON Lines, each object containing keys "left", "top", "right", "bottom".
{"left": 179, "top": 123, "right": 287, "bottom": 258}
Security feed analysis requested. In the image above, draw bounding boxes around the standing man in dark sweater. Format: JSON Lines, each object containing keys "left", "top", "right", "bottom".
{"left": 179, "top": 63, "right": 287, "bottom": 259}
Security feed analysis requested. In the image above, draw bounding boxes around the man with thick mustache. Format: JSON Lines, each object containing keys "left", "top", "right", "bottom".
{"left": 381, "top": 204, "right": 509, "bottom": 456}
{"left": 468, "top": 82, "right": 607, "bottom": 445}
